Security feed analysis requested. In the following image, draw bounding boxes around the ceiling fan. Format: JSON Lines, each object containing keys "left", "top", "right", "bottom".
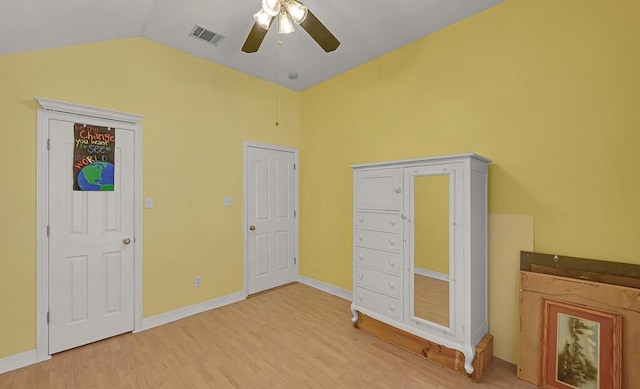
{"left": 242, "top": 0, "right": 340, "bottom": 53}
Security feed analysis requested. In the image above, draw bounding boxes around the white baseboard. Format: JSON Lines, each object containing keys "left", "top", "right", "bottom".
{"left": 298, "top": 275, "right": 352, "bottom": 300}
{"left": 137, "top": 291, "right": 245, "bottom": 332}
{"left": 0, "top": 349, "right": 50, "bottom": 375}
{"left": 414, "top": 268, "right": 449, "bottom": 282}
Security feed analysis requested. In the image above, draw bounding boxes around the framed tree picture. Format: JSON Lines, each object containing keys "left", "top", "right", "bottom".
{"left": 540, "top": 299, "right": 622, "bottom": 389}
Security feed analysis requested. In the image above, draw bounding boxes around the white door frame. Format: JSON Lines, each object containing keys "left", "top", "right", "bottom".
{"left": 35, "top": 97, "right": 144, "bottom": 361}
{"left": 243, "top": 142, "right": 299, "bottom": 297}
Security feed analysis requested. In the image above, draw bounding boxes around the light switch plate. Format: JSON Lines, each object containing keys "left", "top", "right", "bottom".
{"left": 145, "top": 197, "right": 153, "bottom": 209}
{"left": 223, "top": 197, "right": 232, "bottom": 206}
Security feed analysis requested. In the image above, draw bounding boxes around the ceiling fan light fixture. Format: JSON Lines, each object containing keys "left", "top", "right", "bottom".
{"left": 261, "top": 0, "right": 281, "bottom": 17}
{"left": 278, "top": 11, "right": 295, "bottom": 34}
{"left": 242, "top": 0, "right": 340, "bottom": 54}
{"left": 253, "top": 8, "right": 273, "bottom": 30}
{"left": 283, "top": 0, "right": 308, "bottom": 24}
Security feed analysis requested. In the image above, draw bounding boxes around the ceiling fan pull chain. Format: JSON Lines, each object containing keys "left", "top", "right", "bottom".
{"left": 275, "top": 27, "right": 280, "bottom": 126}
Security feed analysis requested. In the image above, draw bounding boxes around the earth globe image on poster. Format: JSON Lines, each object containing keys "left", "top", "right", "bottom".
{"left": 77, "top": 162, "right": 115, "bottom": 191}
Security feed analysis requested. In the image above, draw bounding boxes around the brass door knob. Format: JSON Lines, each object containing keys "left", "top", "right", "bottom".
{"left": 123, "top": 238, "right": 131, "bottom": 245}
{"left": 249, "top": 225, "right": 256, "bottom": 231}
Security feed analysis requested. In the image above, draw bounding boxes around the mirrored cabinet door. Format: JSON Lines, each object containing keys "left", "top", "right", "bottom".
{"left": 405, "top": 164, "right": 462, "bottom": 334}
{"left": 412, "top": 173, "right": 451, "bottom": 328}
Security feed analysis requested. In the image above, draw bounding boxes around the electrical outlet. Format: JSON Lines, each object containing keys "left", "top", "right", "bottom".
{"left": 194, "top": 276, "right": 201, "bottom": 287}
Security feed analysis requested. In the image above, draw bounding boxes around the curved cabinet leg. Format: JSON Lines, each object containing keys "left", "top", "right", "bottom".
{"left": 462, "top": 344, "right": 476, "bottom": 375}
{"left": 350, "top": 303, "right": 359, "bottom": 327}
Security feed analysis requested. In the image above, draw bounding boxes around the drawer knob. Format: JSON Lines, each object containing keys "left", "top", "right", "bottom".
{"left": 389, "top": 304, "right": 395, "bottom": 311}
{"left": 358, "top": 273, "right": 363, "bottom": 280}
{"left": 389, "top": 282, "right": 395, "bottom": 289}
{"left": 358, "top": 254, "right": 363, "bottom": 260}
{"left": 358, "top": 217, "right": 364, "bottom": 223}
{"left": 388, "top": 259, "right": 396, "bottom": 266}
{"left": 358, "top": 234, "right": 364, "bottom": 241}
{"left": 389, "top": 219, "right": 396, "bottom": 226}
{"left": 389, "top": 239, "right": 396, "bottom": 246}
{"left": 358, "top": 294, "right": 364, "bottom": 300}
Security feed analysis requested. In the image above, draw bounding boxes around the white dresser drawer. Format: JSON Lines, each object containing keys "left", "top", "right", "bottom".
{"left": 355, "top": 247, "right": 401, "bottom": 275}
{"left": 355, "top": 211, "right": 401, "bottom": 233}
{"left": 355, "top": 229, "right": 401, "bottom": 252}
{"left": 354, "top": 287, "right": 401, "bottom": 320}
{"left": 355, "top": 267, "right": 400, "bottom": 297}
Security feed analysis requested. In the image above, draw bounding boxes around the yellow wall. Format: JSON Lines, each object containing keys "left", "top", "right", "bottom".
{"left": 300, "top": 0, "right": 640, "bottom": 362}
{"left": 0, "top": 38, "right": 300, "bottom": 359}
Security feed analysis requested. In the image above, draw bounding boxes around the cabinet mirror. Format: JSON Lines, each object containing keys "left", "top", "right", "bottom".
{"left": 411, "top": 172, "right": 452, "bottom": 329}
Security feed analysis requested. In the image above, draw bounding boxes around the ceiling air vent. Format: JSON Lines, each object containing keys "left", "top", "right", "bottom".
{"left": 189, "top": 25, "right": 225, "bottom": 46}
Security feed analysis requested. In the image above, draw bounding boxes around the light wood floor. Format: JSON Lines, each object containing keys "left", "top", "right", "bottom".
{"left": 0, "top": 283, "right": 535, "bottom": 388}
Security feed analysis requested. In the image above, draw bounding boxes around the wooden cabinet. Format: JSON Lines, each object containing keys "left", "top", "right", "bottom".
{"left": 351, "top": 153, "right": 490, "bottom": 375}
{"left": 353, "top": 167, "right": 404, "bottom": 327}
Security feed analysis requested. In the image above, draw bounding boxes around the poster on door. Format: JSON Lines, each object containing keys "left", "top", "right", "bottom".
{"left": 73, "top": 123, "right": 116, "bottom": 191}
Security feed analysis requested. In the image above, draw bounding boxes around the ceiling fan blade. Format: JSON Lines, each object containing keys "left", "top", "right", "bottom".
{"left": 299, "top": 10, "right": 340, "bottom": 52}
{"left": 242, "top": 22, "right": 270, "bottom": 53}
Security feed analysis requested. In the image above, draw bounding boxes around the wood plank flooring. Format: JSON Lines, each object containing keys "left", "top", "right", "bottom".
{"left": 0, "top": 283, "right": 536, "bottom": 388}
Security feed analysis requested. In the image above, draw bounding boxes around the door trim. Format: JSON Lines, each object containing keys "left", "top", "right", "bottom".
{"left": 35, "top": 97, "right": 144, "bottom": 360}
{"left": 242, "top": 142, "right": 299, "bottom": 297}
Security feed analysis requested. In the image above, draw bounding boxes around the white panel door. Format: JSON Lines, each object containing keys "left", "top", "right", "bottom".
{"left": 247, "top": 147, "right": 297, "bottom": 294}
{"left": 48, "top": 117, "right": 135, "bottom": 354}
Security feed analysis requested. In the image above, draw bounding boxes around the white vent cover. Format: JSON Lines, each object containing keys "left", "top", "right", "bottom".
{"left": 189, "top": 25, "right": 225, "bottom": 46}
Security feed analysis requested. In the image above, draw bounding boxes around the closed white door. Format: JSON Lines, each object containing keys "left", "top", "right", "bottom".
{"left": 246, "top": 146, "right": 297, "bottom": 294}
{"left": 48, "top": 116, "right": 135, "bottom": 354}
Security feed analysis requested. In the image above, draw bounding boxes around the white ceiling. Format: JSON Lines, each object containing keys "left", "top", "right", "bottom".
{"left": 0, "top": 0, "right": 503, "bottom": 91}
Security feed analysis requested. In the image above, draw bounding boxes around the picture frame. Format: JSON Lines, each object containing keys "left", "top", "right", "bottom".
{"left": 540, "top": 299, "right": 622, "bottom": 389}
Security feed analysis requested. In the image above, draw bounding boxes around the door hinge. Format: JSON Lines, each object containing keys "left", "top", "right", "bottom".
{"left": 46, "top": 225, "right": 50, "bottom": 237}
{"left": 47, "top": 311, "right": 50, "bottom": 324}
{"left": 293, "top": 163, "right": 296, "bottom": 170}
{"left": 294, "top": 257, "right": 297, "bottom": 265}
{"left": 47, "top": 139, "right": 50, "bottom": 151}
{"left": 294, "top": 210, "right": 297, "bottom": 218}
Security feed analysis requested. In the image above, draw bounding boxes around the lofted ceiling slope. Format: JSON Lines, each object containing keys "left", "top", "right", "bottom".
{"left": 0, "top": 0, "right": 503, "bottom": 91}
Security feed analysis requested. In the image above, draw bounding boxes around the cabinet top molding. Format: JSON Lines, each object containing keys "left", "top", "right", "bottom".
{"left": 350, "top": 153, "right": 491, "bottom": 169}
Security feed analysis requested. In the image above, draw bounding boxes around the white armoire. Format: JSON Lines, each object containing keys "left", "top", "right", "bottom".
{"left": 350, "top": 153, "right": 490, "bottom": 374}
